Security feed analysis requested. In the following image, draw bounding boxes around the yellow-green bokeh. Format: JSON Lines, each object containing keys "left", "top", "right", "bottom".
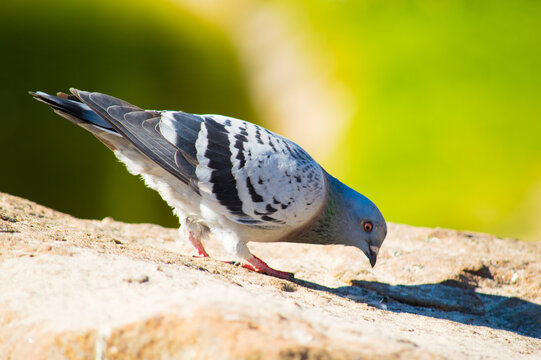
{"left": 304, "top": 0, "right": 541, "bottom": 240}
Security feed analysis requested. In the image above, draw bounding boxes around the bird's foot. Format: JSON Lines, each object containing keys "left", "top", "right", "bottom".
{"left": 242, "top": 255, "right": 294, "bottom": 280}
{"left": 189, "top": 232, "right": 209, "bottom": 258}
{"left": 192, "top": 251, "right": 209, "bottom": 258}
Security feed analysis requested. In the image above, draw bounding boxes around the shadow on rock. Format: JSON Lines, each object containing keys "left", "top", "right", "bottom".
{"left": 292, "top": 278, "right": 541, "bottom": 339}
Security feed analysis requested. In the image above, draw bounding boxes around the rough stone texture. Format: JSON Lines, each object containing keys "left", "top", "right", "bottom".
{"left": 0, "top": 192, "right": 540, "bottom": 359}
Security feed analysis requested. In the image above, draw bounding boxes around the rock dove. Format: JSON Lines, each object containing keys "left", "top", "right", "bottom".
{"left": 30, "top": 89, "right": 387, "bottom": 279}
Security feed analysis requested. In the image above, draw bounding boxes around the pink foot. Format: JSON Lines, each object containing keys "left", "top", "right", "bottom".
{"left": 242, "top": 255, "right": 294, "bottom": 280}
{"left": 188, "top": 232, "right": 209, "bottom": 258}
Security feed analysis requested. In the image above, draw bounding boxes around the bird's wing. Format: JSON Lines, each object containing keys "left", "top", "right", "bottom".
{"left": 72, "top": 89, "right": 327, "bottom": 229}
{"left": 191, "top": 114, "right": 327, "bottom": 229}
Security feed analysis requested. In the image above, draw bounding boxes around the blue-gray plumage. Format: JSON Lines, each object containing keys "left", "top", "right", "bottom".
{"left": 30, "top": 89, "right": 387, "bottom": 279}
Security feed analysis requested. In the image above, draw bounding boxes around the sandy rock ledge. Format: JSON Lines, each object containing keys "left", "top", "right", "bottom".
{"left": 0, "top": 192, "right": 540, "bottom": 359}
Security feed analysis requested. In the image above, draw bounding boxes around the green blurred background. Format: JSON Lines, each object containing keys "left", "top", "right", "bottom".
{"left": 1, "top": 0, "right": 540, "bottom": 241}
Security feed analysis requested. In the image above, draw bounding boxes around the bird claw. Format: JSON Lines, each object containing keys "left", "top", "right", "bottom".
{"left": 242, "top": 255, "right": 295, "bottom": 280}
{"left": 188, "top": 232, "right": 210, "bottom": 258}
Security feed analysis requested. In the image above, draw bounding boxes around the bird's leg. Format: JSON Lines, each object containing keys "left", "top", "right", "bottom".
{"left": 242, "top": 255, "right": 294, "bottom": 280}
{"left": 188, "top": 231, "right": 209, "bottom": 258}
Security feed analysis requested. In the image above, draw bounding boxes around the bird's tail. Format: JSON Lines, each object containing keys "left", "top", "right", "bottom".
{"left": 30, "top": 91, "right": 122, "bottom": 150}
{"left": 30, "top": 91, "right": 116, "bottom": 131}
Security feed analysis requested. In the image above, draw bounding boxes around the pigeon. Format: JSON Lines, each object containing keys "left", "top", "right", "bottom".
{"left": 30, "top": 89, "right": 387, "bottom": 280}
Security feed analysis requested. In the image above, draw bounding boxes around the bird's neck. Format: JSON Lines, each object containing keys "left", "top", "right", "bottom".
{"left": 281, "top": 175, "right": 348, "bottom": 245}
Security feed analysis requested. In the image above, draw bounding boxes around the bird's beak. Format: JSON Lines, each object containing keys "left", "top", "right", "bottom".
{"left": 368, "top": 245, "right": 379, "bottom": 268}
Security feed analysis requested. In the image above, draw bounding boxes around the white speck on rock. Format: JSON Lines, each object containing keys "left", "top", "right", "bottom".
{"left": 510, "top": 273, "right": 519, "bottom": 284}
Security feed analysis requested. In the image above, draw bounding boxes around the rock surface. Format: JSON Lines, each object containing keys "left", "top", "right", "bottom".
{"left": 0, "top": 192, "right": 540, "bottom": 359}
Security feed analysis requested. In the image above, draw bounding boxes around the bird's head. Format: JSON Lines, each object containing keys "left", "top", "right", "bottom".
{"left": 327, "top": 176, "right": 387, "bottom": 267}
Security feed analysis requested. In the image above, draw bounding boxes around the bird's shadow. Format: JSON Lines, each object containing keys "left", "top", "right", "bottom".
{"left": 291, "top": 277, "right": 541, "bottom": 339}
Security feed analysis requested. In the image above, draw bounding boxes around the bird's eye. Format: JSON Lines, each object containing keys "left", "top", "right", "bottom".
{"left": 362, "top": 221, "right": 373, "bottom": 232}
